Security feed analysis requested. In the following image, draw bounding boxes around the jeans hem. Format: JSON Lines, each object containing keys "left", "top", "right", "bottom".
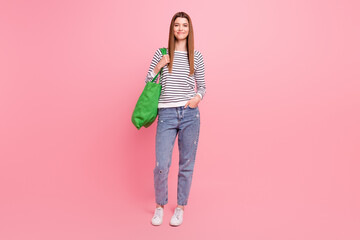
{"left": 177, "top": 202, "right": 188, "bottom": 206}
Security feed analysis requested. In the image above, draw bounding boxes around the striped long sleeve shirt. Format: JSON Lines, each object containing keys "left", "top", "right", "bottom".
{"left": 145, "top": 48, "right": 206, "bottom": 108}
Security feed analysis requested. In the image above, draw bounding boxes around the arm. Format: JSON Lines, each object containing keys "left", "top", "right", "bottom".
{"left": 184, "top": 51, "right": 206, "bottom": 108}
{"left": 194, "top": 51, "right": 206, "bottom": 100}
{"left": 145, "top": 49, "right": 161, "bottom": 84}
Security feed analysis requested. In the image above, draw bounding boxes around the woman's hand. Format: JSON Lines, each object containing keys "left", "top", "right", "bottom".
{"left": 154, "top": 54, "right": 170, "bottom": 74}
{"left": 184, "top": 95, "right": 201, "bottom": 108}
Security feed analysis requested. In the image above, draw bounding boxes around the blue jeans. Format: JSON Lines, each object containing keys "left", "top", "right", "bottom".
{"left": 154, "top": 106, "right": 200, "bottom": 206}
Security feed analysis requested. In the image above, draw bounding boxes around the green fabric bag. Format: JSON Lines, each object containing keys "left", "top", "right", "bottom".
{"left": 131, "top": 47, "right": 167, "bottom": 130}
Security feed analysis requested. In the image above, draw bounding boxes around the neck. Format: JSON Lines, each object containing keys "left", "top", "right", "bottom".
{"left": 175, "top": 39, "right": 187, "bottom": 52}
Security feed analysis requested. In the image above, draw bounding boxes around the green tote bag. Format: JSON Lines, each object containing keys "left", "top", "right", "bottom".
{"left": 131, "top": 47, "right": 167, "bottom": 130}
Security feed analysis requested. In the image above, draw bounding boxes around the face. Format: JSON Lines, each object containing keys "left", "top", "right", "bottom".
{"left": 173, "top": 17, "right": 189, "bottom": 40}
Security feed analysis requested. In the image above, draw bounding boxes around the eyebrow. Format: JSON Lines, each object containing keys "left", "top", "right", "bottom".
{"left": 174, "top": 23, "right": 188, "bottom": 24}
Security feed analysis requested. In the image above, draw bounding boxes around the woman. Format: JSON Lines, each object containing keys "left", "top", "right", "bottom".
{"left": 145, "top": 12, "right": 206, "bottom": 226}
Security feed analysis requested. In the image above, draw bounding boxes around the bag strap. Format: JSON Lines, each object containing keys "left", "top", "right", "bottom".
{"left": 151, "top": 47, "right": 167, "bottom": 83}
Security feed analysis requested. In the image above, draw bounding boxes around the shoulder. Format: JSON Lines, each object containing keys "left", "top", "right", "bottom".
{"left": 151, "top": 48, "right": 165, "bottom": 61}
{"left": 154, "top": 48, "right": 162, "bottom": 55}
{"left": 194, "top": 50, "right": 204, "bottom": 63}
{"left": 194, "top": 50, "right": 204, "bottom": 59}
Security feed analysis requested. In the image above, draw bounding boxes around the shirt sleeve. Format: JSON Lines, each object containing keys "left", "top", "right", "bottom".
{"left": 194, "top": 51, "right": 206, "bottom": 100}
{"left": 145, "top": 48, "right": 161, "bottom": 84}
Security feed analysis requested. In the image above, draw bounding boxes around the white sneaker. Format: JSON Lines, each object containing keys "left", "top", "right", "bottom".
{"left": 151, "top": 207, "right": 164, "bottom": 226}
{"left": 169, "top": 207, "right": 184, "bottom": 226}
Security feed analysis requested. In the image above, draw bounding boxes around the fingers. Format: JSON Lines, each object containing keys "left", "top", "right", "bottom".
{"left": 159, "top": 55, "right": 170, "bottom": 69}
{"left": 160, "top": 55, "right": 170, "bottom": 67}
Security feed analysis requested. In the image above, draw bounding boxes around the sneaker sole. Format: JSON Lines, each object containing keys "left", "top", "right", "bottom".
{"left": 151, "top": 221, "right": 162, "bottom": 226}
{"left": 169, "top": 222, "right": 182, "bottom": 227}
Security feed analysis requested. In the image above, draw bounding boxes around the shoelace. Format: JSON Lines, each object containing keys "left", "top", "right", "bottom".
{"left": 173, "top": 208, "right": 183, "bottom": 220}
{"left": 153, "top": 208, "right": 163, "bottom": 219}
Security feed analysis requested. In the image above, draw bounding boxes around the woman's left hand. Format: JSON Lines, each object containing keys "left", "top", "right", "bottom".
{"left": 184, "top": 95, "right": 201, "bottom": 108}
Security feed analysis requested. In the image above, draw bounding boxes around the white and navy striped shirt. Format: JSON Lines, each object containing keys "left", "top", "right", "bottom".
{"left": 145, "top": 48, "right": 206, "bottom": 108}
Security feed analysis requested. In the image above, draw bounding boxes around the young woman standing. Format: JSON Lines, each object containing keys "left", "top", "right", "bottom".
{"left": 145, "top": 12, "right": 206, "bottom": 226}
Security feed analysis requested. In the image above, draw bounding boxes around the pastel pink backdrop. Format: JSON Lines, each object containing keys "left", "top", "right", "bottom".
{"left": 1, "top": 0, "right": 359, "bottom": 239}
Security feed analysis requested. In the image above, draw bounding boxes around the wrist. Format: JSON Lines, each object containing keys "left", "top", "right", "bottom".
{"left": 154, "top": 65, "right": 160, "bottom": 74}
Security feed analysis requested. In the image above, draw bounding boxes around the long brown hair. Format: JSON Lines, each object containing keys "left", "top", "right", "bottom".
{"left": 167, "top": 12, "right": 195, "bottom": 76}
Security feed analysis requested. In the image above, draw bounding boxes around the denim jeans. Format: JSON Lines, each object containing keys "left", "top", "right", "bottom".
{"left": 153, "top": 105, "right": 200, "bottom": 206}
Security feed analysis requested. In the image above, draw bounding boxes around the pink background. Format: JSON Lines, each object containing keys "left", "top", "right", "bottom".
{"left": 1, "top": 0, "right": 359, "bottom": 239}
